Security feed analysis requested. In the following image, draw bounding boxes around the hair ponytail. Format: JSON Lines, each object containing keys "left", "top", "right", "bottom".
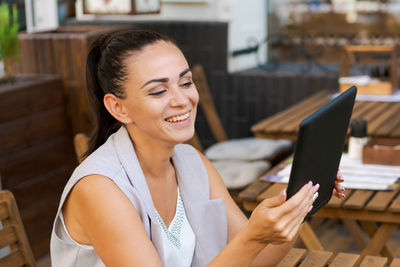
{"left": 84, "top": 30, "right": 174, "bottom": 158}
{"left": 85, "top": 35, "right": 121, "bottom": 157}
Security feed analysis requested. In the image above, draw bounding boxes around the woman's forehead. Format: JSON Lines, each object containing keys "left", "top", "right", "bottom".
{"left": 124, "top": 41, "right": 189, "bottom": 82}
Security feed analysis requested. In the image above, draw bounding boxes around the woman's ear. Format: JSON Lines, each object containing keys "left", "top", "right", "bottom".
{"left": 103, "top": 94, "right": 132, "bottom": 124}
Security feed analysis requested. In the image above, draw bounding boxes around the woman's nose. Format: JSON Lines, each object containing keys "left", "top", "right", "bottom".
{"left": 170, "top": 87, "right": 189, "bottom": 107}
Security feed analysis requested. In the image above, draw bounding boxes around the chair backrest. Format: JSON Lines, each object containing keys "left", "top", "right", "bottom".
{"left": 0, "top": 190, "right": 36, "bottom": 267}
{"left": 74, "top": 133, "right": 89, "bottom": 164}
{"left": 192, "top": 64, "right": 228, "bottom": 143}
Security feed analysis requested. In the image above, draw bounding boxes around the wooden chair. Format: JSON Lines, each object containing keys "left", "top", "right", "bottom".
{"left": 74, "top": 133, "right": 89, "bottom": 164}
{"left": 186, "top": 65, "right": 227, "bottom": 151}
{"left": 189, "top": 65, "right": 292, "bottom": 204}
{"left": 0, "top": 190, "right": 36, "bottom": 267}
{"left": 279, "top": 248, "right": 399, "bottom": 267}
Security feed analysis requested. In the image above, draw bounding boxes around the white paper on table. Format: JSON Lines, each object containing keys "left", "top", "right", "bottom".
{"left": 265, "top": 154, "right": 400, "bottom": 191}
{"left": 330, "top": 89, "right": 400, "bottom": 102}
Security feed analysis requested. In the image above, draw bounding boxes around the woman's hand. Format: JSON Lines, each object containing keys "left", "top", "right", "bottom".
{"left": 333, "top": 170, "right": 345, "bottom": 198}
{"left": 246, "top": 182, "right": 319, "bottom": 246}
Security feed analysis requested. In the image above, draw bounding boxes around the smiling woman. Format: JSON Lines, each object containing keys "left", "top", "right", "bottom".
{"left": 50, "top": 29, "right": 331, "bottom": 267}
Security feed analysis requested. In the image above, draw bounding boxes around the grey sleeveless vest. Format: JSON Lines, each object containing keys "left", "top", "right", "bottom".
{"left": 50, "top": 127, "right": 227, "bottom": 267}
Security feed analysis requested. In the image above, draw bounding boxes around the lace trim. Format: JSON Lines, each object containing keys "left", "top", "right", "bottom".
{"left": 154, "top": 189, "right": 184, "bottom": 249}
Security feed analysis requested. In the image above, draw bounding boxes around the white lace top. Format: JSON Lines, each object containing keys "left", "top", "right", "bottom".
{"left": 154, "top": 188, "right": 195, "bottom": 267}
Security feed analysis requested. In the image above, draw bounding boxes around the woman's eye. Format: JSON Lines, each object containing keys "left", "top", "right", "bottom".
{"left": 181, "top": 81, "right": 193, "bottom": 87}
{"left": 149, "top": 90, "right": 166, "bottom": 96}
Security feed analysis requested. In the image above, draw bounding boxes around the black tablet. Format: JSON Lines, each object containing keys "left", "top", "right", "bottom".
{"left": 286, "top": 86, "right": 357, "bottom": 220}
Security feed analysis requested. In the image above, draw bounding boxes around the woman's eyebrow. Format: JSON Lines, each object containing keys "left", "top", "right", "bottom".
{"left": 140, "top": 68, "right": 191, "bottom": 89}
{"left": 179, "top": 68, "right": 190, "bottom": 77}
{"left": 140, "top": 78, "right": 168, "bottom": 89}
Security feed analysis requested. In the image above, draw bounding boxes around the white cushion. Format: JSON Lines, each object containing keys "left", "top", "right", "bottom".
{"left": 205, "top": 137, "right": 292, "bottom": 161}
{"left": 212, "top": 160, "right": 271, "bottom": 189}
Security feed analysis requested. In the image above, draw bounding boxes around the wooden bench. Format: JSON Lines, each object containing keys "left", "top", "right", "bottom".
{"left": 279, "top": 248, "right": 398, "bottom": 267}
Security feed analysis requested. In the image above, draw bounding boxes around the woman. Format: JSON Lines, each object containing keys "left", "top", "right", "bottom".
{"left": 51, "top": 30, "right": 344, "bottom": 267}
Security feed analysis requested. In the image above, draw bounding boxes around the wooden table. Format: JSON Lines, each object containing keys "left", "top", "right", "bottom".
{"left": 251, "top": 90, "right": 400, "bottom": 143}
{"left": 239, "top": 159, "right": 400, "bottom": 262}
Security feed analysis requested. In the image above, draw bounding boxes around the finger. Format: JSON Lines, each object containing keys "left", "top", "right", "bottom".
{"left": 275, "top": 182, "right": 314, "bottom": 216}
{"left": 276, "top": 182, "right": 317, "bottom": 220}
{"left": 333, "top": 189, "right": 345, "bottom": 198}
{"left": 280, "top": 193, "right": 314, "bottom": 241}
{"left": 335, "top": 181, "right": 345, "bottom": 192}
{"left": 336, "top": 172, "right": 344, "bottom": 182}
{"left": 259, "top": 189, "right": 287, "bottom": 209}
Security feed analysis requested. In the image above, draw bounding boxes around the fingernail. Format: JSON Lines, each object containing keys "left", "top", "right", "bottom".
{"left": 308, "top": 205, "right": 313, "bottom": 212}
{"left": 340, "top": 193, "right": 345, "bottom": 198}
{"left": 313, "top": 184, "right": 320, "bottom": 192}
{"left": 307, "top": 181, "right": 313, "bottom": 189}
{"left": 280, "top": 189, "right": 286, "bottom": 198}
{"left": 312, "top": 192, "right": 319, "bottom": 202}
{"left": 339, "top": 185, "right": 345, "bottom": 192}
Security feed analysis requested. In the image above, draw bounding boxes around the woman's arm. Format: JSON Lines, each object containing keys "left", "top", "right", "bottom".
{"left": 198, "top": 153, "right": 317, "bottom": 267}
{"left": 63, "top": 175, "right": 164, "bottom": 267}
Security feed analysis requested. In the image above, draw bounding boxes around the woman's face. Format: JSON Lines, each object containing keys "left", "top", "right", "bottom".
{"left": 120, "top": 41, "right": 199, "bottom": 145}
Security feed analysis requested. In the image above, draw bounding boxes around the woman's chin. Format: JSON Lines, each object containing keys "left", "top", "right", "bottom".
{"left": 169, "top": 130, "right": 195, "bottom": 145}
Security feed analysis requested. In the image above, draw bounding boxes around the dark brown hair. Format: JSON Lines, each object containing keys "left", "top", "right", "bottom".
{"left": 85, "top": 29, "right": 174, "bottom": 156}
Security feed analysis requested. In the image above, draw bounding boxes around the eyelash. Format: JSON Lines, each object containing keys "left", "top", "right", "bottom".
{"left": 148, "top": 81, "right": 193, "bottom": 96}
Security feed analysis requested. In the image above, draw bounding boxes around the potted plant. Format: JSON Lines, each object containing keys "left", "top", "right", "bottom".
{"left": 0, "top": 3, "right": 19, "bottom": 79}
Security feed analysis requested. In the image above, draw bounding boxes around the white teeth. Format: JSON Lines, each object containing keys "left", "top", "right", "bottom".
{"left": 166, "top": 112, "right": 189, "bottom": 123}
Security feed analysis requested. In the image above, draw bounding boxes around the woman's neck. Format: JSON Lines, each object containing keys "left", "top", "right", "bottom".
{"left": 125, "top": 125, "right": 176, "bottom": 179}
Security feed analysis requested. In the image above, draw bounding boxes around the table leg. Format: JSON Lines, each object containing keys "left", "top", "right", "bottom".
{"left": 342, "top": 219, "right": 369, "bottom": 249}
{"left": 360, "top": 221, "right": 396, "bottom": 260}
{"left": 299, "top": 222, "right": 324, "bottom": 251}
{"left": 359, "top": 223, "right": 397, "bottom": 262}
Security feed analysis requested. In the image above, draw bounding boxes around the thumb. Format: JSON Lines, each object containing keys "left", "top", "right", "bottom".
{"left": 260, "top": 189, "right": 286, "bottom": 208}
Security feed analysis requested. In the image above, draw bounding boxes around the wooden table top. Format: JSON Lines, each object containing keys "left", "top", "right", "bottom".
{"left": 239, "top": 159, "right": 400, "bottom": 223}
{"left": 251, "top": 90, "right": 400, "bottom": 142}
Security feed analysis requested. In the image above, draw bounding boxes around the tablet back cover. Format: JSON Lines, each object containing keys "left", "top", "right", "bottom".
{"left": 287, "top": 86, "right": 357, "bottom": 220}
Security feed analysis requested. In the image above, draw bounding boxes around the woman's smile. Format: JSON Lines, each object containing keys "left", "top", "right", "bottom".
{"left": 165, "top": 111, "right": 191, "bottom": 123}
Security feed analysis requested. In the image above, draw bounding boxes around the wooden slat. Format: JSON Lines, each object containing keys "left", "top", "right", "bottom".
{"left": 359, "top": 255, "right": 388, "bottom": 267}
{"left": 366, "top": 190, "right": 398, "bottom": 211}
{"left": 343, "top": 190, "right": 374, "bottom": 210}
{"left": 360, "top": 223, "right": 398, "bottom": 262}
{"left": 238, "top": 180, "right": 272, "bottom": 202}
{"left": 342, "top": 219, "right": 368, "bottom": 249}
{"left": 266, "top": 95, "right": 330, "bottom": 132}
{"left": 388, "top": 194, "right": 400, "bottom": 212}
{"left": 330, "top": 252, "right": 360, "bottom": 267}
{"left": 362, "top": 103, "right": 393, "bottom": 132}
{"left": 257, "top": 183, "right": 287, "bottom": 202}
{"left": 368, "top": 103, "right": 399, "bottom": 134}
{"left": 315, "top": 207, "right": 400, "bottom": 224}
{"left": 360, "top": 221, "right": 396, "bottom": 260}
{"left": 0, "top": 249, "right": 26, "bottom": 267}
{"left": 280, "top": 98, "right": 328, "bottom": 132}
{"left": 346, "top": 45, "right": 395, "bottom": 52}
{"left": 298, "top": 251, "right": 332, "bottom": 267}
{"left": 390, "top": 119, "right": 400, "bottom": 137}
{"left": 375, "top": 105, "right": 400, "bottom": 136}
{"left": 0, "top": 201, "right": 8, "bottom": 221}
{"left": 0, "top": 225, "right": 17, "bottom": 248}
{"left": 251, "top": 90, "right": 328, "bottom": 132}
{"left": 389, "top": 258, "right": 400, "bottom": 267}
{"left": 299, "top": 223, "right": 324, "bottom": 251}
{"left": 326, "top": 189, "right": 353, "bottom": 208}
{"left": 276, "top": 248, "right": 306, "bottom": 267}
{"left": 350, "top": 101, "right": 376, "bottom": 119}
